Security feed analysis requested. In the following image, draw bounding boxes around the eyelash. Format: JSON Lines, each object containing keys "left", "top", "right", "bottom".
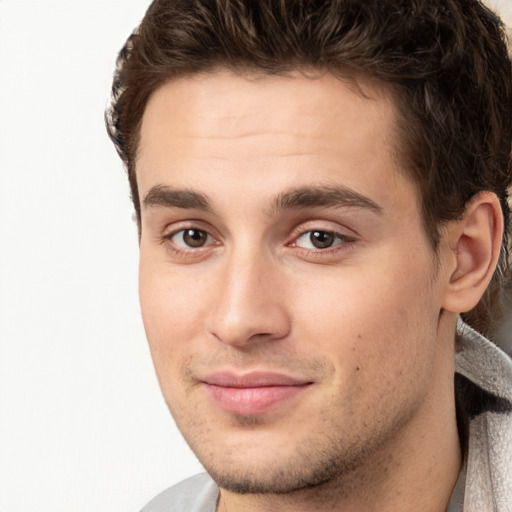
{"left": 289, "top": 230, "right": 355, "bottom": 254}
{"left": 161, "top": 226, "right": 219, "bottom": 257}
{"left": 161, "top": 225, "right": 355, "bottom": 259}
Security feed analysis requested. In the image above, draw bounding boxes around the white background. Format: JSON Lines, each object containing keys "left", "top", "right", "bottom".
{"left": 0, "top": 1, "right": 510, "bottom": 511}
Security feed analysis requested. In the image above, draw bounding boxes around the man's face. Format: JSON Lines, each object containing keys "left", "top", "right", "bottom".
{"left": 137, "top": 71, "right": 452, "bottom": 493}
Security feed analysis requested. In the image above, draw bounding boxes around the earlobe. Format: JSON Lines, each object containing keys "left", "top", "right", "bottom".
{"left": 441, "top": 192, "right": 503, "bottom": 314}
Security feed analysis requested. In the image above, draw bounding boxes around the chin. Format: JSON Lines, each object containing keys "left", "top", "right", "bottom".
{"left": 194, "top": 434, "right": 372, "bottom": 496}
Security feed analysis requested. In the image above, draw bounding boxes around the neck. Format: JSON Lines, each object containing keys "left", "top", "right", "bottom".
{"left": 218, "top": 315, "right": 462, "bottom": 512}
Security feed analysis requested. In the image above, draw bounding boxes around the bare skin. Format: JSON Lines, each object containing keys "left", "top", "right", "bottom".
{"left": 136, "top": 71, "right": 502, "bottom": 512}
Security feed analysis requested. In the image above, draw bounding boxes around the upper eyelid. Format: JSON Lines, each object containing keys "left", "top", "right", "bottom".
{"left": 296, "top": 229, "right": 351, "bottom": 240}
{"left": 165, "top": 227, "right": 216, "bottom": 241}
{"left": 289, "top": 220, "right": 357, "bottom": 239}
{"left": 159, "top": 218, "right": 357, "bottom": 242}
{"left": 291, "top": 229, "right": 354, "bottom": 249}
{"left": 157, "top": 225, "right": 219, "bottom": 253}
{"left": 162, "top": 220, "right": 217, "bottom": 237}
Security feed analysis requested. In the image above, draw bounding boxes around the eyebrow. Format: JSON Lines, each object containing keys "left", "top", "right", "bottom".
{"left": 143, "top": 184, "right": 212, "bottom": 212}
{"left": 271, "top": 185, "right": 383, "bottom": 215}
{"left": 142, "top": 183, "right": 383, "bottom": 216}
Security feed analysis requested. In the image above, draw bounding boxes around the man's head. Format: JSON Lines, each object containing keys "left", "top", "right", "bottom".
{"left": 106, "top": 0, "right": 511, "bottom": 508}
{"left": 106, "top": 0, "right": 512, "bottom": 337}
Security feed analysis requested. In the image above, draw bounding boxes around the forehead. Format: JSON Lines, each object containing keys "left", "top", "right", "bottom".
{"left": 139, "top": 70, "right": 397, "bottom": 154}
{"left": 136, "top": 70, "right": 410, "bottom": 217}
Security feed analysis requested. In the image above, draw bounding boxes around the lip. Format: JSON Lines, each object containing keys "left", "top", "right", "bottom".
{"left": 202, "top": 371, "right": 312, "bottom": 415}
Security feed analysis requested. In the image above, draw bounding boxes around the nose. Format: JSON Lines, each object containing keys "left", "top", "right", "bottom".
{"left": 205, "top": 251, "right": 291, "bottom": 348}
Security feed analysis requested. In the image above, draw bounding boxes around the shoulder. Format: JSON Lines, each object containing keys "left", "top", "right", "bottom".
{"left": 455, "top": 320, "right": 512, "bottom": 510}
{"left": 140, "top": 473, "right": 219, "bottom": 512}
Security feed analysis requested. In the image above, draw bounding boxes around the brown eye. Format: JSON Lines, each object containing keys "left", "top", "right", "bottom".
{"left": 171, "top": 228, "right": 212, "bottom": 248}
{"left": 309, "top": 231, "right": 335, "bottom": 248}
{"left": 183, "top": 229, "right": 207, "bottom": 247}
{"left": 295, "top": 230, "right": 348, "bottom": 250}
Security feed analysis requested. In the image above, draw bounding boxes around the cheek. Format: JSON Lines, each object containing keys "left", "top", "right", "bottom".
{"left": 138, "top": 257, "right": 205, "bottom": 367}
{"left": 296, "top": 266, "right": 440, "bottom": 429}
{"left": 292, "top": 252, "right": 440, "bottom": 375}
{"left": 139, "top": 266, "right": 208, "bottom": 413}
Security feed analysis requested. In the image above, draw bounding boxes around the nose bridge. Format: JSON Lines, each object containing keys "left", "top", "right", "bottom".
{"left": 207, "top": 242, "right": 290, "bottom": 346}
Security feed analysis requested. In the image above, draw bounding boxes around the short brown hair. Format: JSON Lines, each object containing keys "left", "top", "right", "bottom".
{"left": 106, "top": 0, "right": 512, "bottom": 338}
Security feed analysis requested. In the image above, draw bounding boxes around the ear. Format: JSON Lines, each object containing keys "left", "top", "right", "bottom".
{"left": 441, "top": 192, "right": 504, "bottom": 313}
